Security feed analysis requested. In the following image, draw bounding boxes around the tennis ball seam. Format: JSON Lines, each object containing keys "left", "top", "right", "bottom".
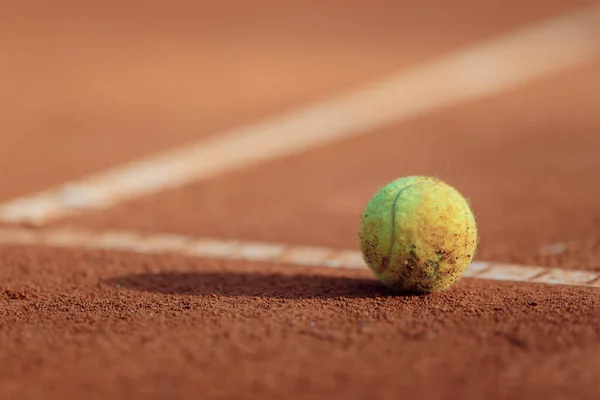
{"left": 382, "top": 180, "right": 444, "bottom": 274}
{"left": 381, "top": 184, "right": 416, "bottom": 273}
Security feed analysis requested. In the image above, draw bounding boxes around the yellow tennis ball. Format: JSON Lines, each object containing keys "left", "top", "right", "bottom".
{"left": 359, "top": 176, "right": 478, "bottom": 293}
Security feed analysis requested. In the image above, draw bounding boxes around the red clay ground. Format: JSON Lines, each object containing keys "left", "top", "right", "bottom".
{"left": 1, "top": 246, "right": 599, "bottom": 399}
{"left": 1, "top": 1, "right": 600, "bottom": 399}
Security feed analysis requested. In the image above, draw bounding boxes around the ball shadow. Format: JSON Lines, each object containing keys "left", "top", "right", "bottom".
{"left": 105, "top": 271, "right": 416, "bottom": 299}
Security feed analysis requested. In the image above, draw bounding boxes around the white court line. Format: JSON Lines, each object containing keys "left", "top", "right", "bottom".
{"left": 1, "top": 4, "right": 600, "bottom": 225}
{"left": 0, "top": 227, "right": 598, "bottom": 288}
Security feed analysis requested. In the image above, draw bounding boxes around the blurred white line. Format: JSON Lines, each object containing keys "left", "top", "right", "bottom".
{"left": 0, "top": 227, "right": 598, "bottom": 288}
{"left": 2, "top": 3, "right": 600, "bottom": 224}
{"left": 475, "top": 264, "right": 549, "bottom": 281}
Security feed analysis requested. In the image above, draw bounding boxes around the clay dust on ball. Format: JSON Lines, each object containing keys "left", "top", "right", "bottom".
{"left": 359, "top": 176, "right": 478, "bottom": 293}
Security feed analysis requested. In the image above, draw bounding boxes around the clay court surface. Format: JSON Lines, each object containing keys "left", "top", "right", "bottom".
{"left": 1, "top": 1, "right": 600, "bottom": 399}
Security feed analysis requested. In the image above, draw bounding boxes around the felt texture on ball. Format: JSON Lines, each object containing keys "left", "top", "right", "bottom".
{"left": 359, "top": 176, "right": 478, "bottom": 293}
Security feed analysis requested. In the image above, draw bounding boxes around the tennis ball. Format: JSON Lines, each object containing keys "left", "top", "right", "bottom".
{"left": 359, "top": 176, "right": 477, "bottom": 293}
